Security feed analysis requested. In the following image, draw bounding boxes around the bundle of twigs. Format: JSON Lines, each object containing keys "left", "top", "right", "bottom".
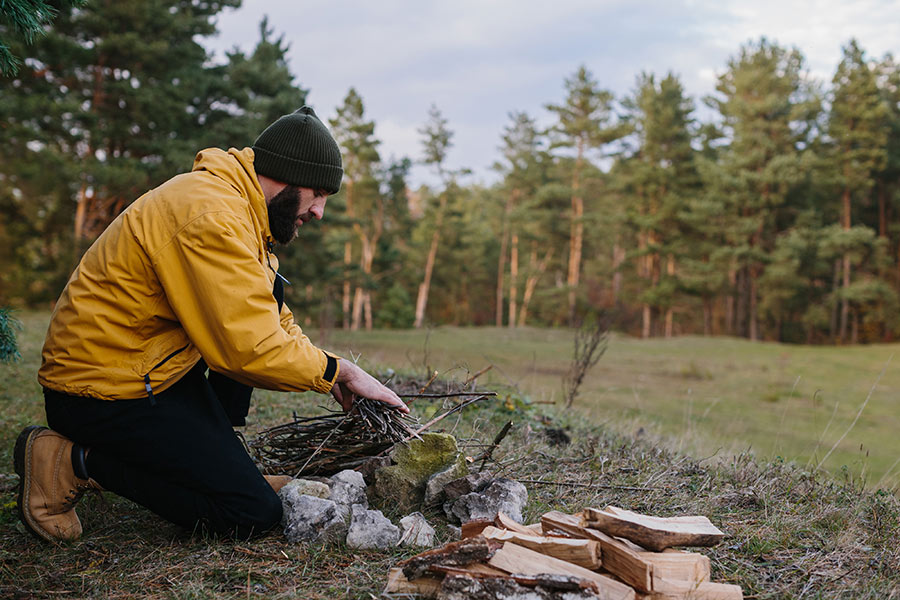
{"left": 249, "top": 397, "right": 420, "bottom": 477}
{"left": 249, "top": 379, "right": 497, "bottom": 477}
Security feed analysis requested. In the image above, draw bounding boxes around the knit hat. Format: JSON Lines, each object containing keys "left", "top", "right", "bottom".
{"left": 252, "top": 106, "right": 343, "bottom": 194}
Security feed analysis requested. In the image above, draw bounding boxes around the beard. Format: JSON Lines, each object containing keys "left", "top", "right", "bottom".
{"left": 267, "top": 185, "right": 301, "bottom": 245}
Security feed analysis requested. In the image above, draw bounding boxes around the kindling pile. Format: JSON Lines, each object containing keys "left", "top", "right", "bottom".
{"left": 385, "top": 506, "right": 742, "bottom": 599}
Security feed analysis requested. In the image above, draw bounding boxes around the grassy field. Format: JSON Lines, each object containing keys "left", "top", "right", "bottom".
{"left": 2, "top": 311, "right": 900, "bottom": 598}
{"left": 319, "top": 324, "right": 900, "bottom": 489}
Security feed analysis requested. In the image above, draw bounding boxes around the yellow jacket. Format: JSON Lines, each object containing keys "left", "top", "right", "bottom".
{"left": 39, "top": 147, "right": 339, "bottom": 400}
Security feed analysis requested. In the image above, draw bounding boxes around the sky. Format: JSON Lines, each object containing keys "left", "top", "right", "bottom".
{"left": 206, "top": 0, "right": 900, "bottom": 187}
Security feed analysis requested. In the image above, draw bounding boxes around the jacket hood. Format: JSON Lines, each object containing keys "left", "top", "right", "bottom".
{"left": 192, "top": 147, "right": 272, "bottom": 243}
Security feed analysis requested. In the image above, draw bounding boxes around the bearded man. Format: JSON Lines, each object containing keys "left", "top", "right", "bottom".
{"left": 15, "top": 106, "right": 407, "bottom": 542}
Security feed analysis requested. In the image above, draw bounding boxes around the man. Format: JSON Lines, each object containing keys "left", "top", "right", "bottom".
{"left": 15, "top": 106, "right": 408, "bottom": 542}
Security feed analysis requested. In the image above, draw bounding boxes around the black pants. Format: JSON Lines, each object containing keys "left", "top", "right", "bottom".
{"left": 44, "top": 362, "right": 281, "bottom": 539}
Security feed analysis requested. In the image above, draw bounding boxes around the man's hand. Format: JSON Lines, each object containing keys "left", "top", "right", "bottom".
{"left": 330, "top": 359, "right": 409, "bottom": 414}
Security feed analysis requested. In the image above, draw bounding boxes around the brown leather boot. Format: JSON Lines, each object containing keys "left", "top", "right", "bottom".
{"left": 14, "top": 426, "right": 102, "bottom": 542}
{"left": 264, "top": 474, "right": 292, "bottom": 493}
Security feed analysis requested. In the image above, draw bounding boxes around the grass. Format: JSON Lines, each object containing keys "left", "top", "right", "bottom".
{"left": 2, "top": 311, "right": 900, "bottom": 598}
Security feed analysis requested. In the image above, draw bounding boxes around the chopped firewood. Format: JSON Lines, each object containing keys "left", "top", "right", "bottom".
{"left": 384, "top": 567, "right": 442, "bottom": 598}
{"left": 494, "top": 511, "right": 536, "bottom": 536}
{"left": 428, "top": 563, "right": 510, "bottom": 578}
{"left": 398, "top": 536, "right": 502, "bottom": 580}
{"left": 488, "top": 541, "right": 636, "bottom": 600}
{"left": 583, "top": 506, "right": 724, "bottom": 552}
{"left": 647, "top": 551, "right": 710, "bottom": 588}
{"left": 439, "top": 573, "right": 601, "bottom": 600}
{"left": 525, "top": 522, "right": 544, "bottom": 534}
{"left": 541, "top": 511, "right": 711, "bottom": 593}
{"left": 461, "top": 519, "right": 494, "bottom": 539}
{"left": 430, "top": 564, "right": 600, "bottom": 592}
{"left": 481, "top": 525, "right": 600, "bottom": 570}
{"left": 638, "top": 581, "right": 743, "bottom": 600}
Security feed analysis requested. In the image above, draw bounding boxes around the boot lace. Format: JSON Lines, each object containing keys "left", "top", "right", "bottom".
{"left": 61, "top": 481, "right": 94, "bottom": 511}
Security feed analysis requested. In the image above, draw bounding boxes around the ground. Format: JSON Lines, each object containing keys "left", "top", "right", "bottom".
{"left": 1, "top": 312, "right": 899, "bottom": 598}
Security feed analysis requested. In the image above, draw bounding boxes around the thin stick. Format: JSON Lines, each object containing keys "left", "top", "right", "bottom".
{"left": 399, "top": 391, "right": 498, "bottom": 399}
{"left": 477, "top": 420, "right": 513, "bottom": 471}
{"left": 815, "top": 353, "right": 893, "bottom": 472}
{"left": 390, "top": 395, "right": 490, "bottom": 449}
{"left": 464, "top": 364, "right": 493, "bottom": 385}
{"left": 419, "top": 370, "right": 439, "bottom": 394}
{"left": 517, "top": 479, "right": 660, "bottom": 492}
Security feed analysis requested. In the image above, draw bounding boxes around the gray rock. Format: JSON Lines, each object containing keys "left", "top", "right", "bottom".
{"left": 345, "top": 504, "right": 400, "bottom": 550}
{"left": 443, "top": 471, "right": 494, "bottom": 502}
{"left": 329, "top": 469, "right": 368, "bottom": 517}
{"left": 424, "top": 459, "right": 470, "bottom": 506}
{"left": 280, "top": 478, "right": 330, "bottom": 500}
{"left": 398, "top": 512, "right": 436, "bottom": 548}
{"left": 447, "top": 525, "right": 462, "bottom": 540}
{"left": 279, "top": 493, "right": 347, "bottom": 543}
{"left": 444, "top": 478, "right": 528, "bottom": 525}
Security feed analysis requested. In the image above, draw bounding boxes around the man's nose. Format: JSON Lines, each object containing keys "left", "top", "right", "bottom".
{"left": 310, "top": 203, "right": 325, "bottom": 220}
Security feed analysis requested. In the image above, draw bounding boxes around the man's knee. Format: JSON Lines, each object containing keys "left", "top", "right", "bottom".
{"left": 226, "top": 489, "right": 282, "bottom": 539}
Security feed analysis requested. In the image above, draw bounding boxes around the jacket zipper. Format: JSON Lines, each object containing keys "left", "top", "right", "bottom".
{"left": 143, "top": 345, "right": 188, "bottom": 406}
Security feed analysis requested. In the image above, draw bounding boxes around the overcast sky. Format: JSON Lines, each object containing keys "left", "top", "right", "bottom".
{"left": 206, "top": 0, "right": 900, "bottom": 187}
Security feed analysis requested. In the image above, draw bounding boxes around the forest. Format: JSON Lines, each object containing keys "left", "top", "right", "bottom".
{"left": 2, "top": 1, "right": 900, "bottom": 345}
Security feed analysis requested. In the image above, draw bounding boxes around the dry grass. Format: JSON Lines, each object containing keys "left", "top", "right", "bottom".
{"left": 2, "top": 313, "right": 900, "bottom": 598}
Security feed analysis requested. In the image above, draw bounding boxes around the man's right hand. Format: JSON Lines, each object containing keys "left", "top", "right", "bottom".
{"left": 332, "top": 359, "right": 409, "bottom": 414}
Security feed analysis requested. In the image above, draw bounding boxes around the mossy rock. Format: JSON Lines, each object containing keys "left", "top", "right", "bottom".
{"left": 373, "top": 433, "right": 467, "bottom": 513}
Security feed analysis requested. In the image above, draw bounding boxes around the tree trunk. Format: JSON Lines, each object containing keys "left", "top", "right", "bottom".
{"left": 830, "top": 258, "right": 841, "bottom": 340}
{"left": 726, "top": 269, "right": 736, "bottom": 335}
{"left": 351, "top": 287, "right": 364, "bottom": 331}
{"left": 878, "top": 181, "right": 887, "bottom": 238}
{"left": 612, "top": 240, "right": 625, "bottom": 305}
{"left": 342, "top": 181, "right": 355, "bottom": 330}
{"left": 566, "top": 142, "right": 585, "bottom": 326}
{"left": 414, "top": 194, "right": 447, "bottom": 329}
{"left": 702, "top": 298, "right": 712, "bottom": 336}
{"left": 495, "top": 196, "right": 512, "bottom": 327}
{"left": 839, "top": 186, "right": 852, "bottom": 343}
{"left": 363, "top": 291, "right": 373, "bottom": 330}
{"left": 749, "top": 269, "right": 759, "bottom": 341}
{"left": 519, "top": 245, "right": 554, "bottom": 326}
{"left": 664, "top": 254, "right": 675, "bottom": 338}
{"left": 509, "top": 233, "right": 518, "bottom": 328}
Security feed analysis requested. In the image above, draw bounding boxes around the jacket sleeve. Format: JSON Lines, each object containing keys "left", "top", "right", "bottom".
{"left": 151, "top": 210, "right": 338, "bottom": 393}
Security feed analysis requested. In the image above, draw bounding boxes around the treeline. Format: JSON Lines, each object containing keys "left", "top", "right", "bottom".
{"left": 2, "top": 1, "right": 900, "bottom": 344}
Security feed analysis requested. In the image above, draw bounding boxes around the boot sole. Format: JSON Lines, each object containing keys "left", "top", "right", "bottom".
{"left": 14, "top": 425, "right": 56, "bottom": 542}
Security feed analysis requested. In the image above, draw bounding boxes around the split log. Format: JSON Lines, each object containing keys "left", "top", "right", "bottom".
{"left": 439, "top": 573, "right": 601, "bottom": 600}
{"left": 583, "top": 506, "right": 724, "bottom": 552}
{"left": 495, "top": 511, "right": 539, "bottom": 536}
{"left": 488, "top": 542, "right": 635, "bottom": 600}
{"left": 542, "top": 511, "right": 710, "bottom": 593}
{"left": 481, "top": 525, "right": 600, "bottom": 569}
{"left": 430, "top": 564, "right": 602, "bottom": 592}
{"left": 383, "top": 567, "right": 442, "bottom": 597}
{"left": 638, "top": 581, "right": 743, "bottom": 600}
{"left": 397, "top": 536, "right": 501, "bottom": 580}
{"left": 461, "top": 519, "right": 494, "bottom": 539}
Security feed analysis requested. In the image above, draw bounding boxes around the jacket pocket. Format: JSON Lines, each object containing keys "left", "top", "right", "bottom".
{"left": 142, "top": 344, "right": 189, "bottom": 405}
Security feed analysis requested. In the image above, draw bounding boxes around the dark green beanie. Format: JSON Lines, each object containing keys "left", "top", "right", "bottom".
{"left": 252, "top": 106, "right": 343, "bottom": 195}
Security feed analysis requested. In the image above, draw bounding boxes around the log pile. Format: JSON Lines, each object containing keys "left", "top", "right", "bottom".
{"left": 385, "top": 506, "right": 742, "bottom": 599}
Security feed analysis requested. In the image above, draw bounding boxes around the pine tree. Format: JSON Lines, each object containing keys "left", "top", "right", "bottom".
{"left": 706, "top": 38, "right": 820, "bottom": 340}
{"left": 329, "top": 88, "right": 383, "bottom": 330}
{"left": 493, "top": 112, "right": 550, "bottom": 327}
{"left": 828, "top": 39, "right": 889, "bottom": 342}
{"left": 546, "top": 66, "right": 627, "bottom": 325}
{"left": 0, "top": 0, "right": 244, "bottom": 303}
{"left": 413, "top": 104, "right": 457, "bottom": 329}
{"left": 0, "top": 0, "right": 86, "bottom": 75}
{"left": 619, "top": 72, "right": 699, "bottom": 337}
